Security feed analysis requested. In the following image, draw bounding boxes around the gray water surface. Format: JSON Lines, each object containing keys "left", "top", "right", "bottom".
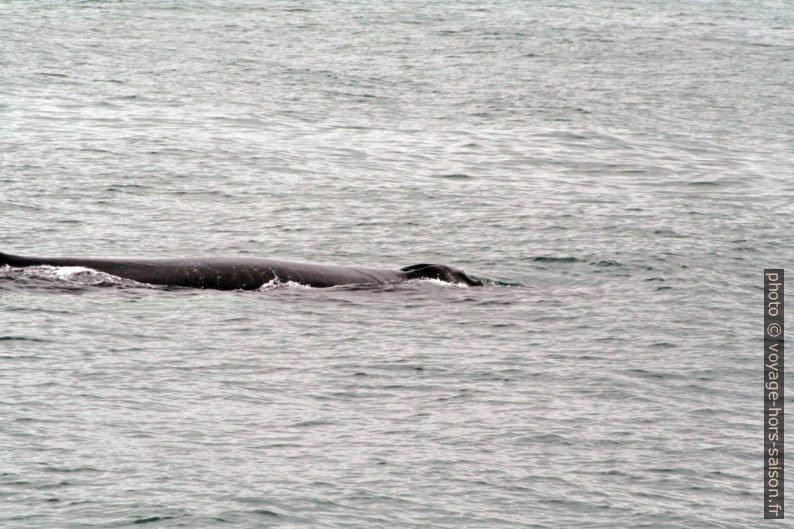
{"left": 2, "top": 1, "right": 793, "bottom": 528}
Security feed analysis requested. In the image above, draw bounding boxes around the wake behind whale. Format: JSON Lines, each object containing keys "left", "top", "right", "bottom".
{"left": 0, "top": 251, "right": 484, "bottom": 290}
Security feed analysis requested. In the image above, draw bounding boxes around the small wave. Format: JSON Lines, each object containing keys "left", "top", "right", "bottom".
{"left": 687, "top": 181, "right": 720, "bottom": 186}
{"left": 133, "top": 516, "right": 176, "bottom": 525}
{"left": 529, "top": 256, "right": 580, "bottom": 263}
{"left": 43, "top": 465, "right": 101, "bottom": 473}
{"left": 42, "top": 266, "right": 146, "bottom": 287}
{"left": 1, "top": 265, "right": 155, "bottom": 291}
{"left": 50, "top": 266, "right": 98, "bottom": 280}
{"left": 434, "top": 173, "right": 473, "bottom": 180}
{"left": 257, "top": 278, "right": 312, "bottom": 291}
{"left": 473, "top": 277, "right": 524, "bottom": 287}
{"left": 408, "top": 277, "right": 470, "bottom": 288}
{"left": 0, "top": 336, "right": 47, "bottom": 342}
{"left": 253, "top": 509, "right": 279, "bottom": 517}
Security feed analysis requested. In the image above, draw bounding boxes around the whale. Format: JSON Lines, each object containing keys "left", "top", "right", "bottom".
{"left": 0, "top": 251, "right": 482, "bottom": 289}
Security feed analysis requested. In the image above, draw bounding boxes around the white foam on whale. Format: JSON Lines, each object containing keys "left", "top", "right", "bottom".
{"left": 20, "top": 265, "right": 153, "bottom": 288}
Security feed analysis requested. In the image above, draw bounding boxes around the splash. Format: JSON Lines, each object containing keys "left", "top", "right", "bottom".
{"left": 13, "top": 265, "right": 153, "bottom": 289}
{"left": 257, "top": 278, "right": 312, "bottom": 291}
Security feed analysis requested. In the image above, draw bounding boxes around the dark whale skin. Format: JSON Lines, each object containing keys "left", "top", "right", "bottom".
{"left": 0, "top": 252, "right": 482, "bottom": 289}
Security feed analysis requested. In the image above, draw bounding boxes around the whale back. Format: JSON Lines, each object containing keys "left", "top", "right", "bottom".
{"left": 2, "top": 252, "right": 483, "bottom": 289}
{"left": 0, "top": 252, "right": 407, "bottom": 289}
